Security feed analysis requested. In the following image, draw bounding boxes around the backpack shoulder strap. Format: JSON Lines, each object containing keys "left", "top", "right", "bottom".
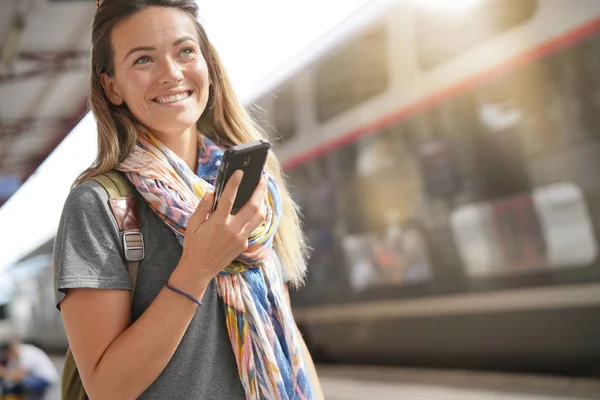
{"left": 62, "top": 172, "right": 143, "bottom": 400}
{"left": 89, "top": 170, "right": 144, "bottom": 295}
{"left": 61, "top": 347, "right": 87, "bottom": 400}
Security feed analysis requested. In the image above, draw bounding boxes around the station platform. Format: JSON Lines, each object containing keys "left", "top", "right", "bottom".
{"left": 318, "top": 365, "right": 600, "bottom": 399}
{"left": 48, "top": 357, "right": 600, "bottom": 399}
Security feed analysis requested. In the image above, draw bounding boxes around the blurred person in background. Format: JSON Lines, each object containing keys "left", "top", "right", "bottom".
{"left": 53, "top": 0, "right": 323, "bottom": 399}
{"left": 0, "top": 342, "right": 59, "bottom": 400}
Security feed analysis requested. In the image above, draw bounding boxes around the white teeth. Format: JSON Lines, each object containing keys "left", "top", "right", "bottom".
{"left": 154, "top": 91, "right": 191, "bottom": 104}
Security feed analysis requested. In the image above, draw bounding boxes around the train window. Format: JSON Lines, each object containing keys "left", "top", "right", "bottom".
{"left": 447, "top": 31, "right": 600, "bottom": 279}
{"left": 287, "top": 159, "right": 342, "bottom": 300}
{"left": 472, "top": 82, "right": 532, "bottom": 200}
{"left": 286, "top": 130, "right": 434, "bottom": 298}
{"left": 536, "top": 34, "right": 600, "bottom": 145}
{"left": 314, "top": 25, "right": 389, "bottom": 122}
{"left": 289, "top": 24, "right": 600, "bottom": 303}
{"left": 573, "top": 34, "right": 600, "bottom": 139}
{"left": 416, "top": 0, "right": 538, "bottom": 70}
{"left": 340, "top": 131, "right": 433, "bottom": 291}
{"left": 451, "top": 182, "right": 597, "bottom": 278}
{"left": 272, "top": 83, "right": 296, "bottom": 140}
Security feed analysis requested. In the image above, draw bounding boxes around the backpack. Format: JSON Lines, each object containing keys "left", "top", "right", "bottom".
{"left": 61, "top": 171, "right": 145, "bottom": 400}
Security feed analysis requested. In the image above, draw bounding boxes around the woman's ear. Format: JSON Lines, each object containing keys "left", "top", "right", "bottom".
{"left": 100, "top": 73, "right": 124, "bottom": 106}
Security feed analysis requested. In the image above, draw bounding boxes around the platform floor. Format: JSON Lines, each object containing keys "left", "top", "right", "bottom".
{"left": 48, "top": 357, "right": 600, "bottom": 399}
{"left": 318, "top": 365, "right": 600, "bottom": 400}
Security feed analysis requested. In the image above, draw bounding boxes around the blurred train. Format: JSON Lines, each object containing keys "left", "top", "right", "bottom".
{"left": 3, "top": 0, "right": 600, "bottom": 376}
{"left": 250, "top": 0, "right": 600, "bottom": 376}
{"left": 0, "top": 240, "right": 66, "bottom": 351}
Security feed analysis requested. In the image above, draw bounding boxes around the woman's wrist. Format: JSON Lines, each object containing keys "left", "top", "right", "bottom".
{"left": 169, "top": 259, "right": 211, "bottom": 301}
{"left": 165, "top": 283, "right": 203, "bottom": 307}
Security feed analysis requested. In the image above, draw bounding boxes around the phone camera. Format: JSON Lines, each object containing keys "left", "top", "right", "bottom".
{"left": 243, "top": 155, "right": 251, "bottom": 166}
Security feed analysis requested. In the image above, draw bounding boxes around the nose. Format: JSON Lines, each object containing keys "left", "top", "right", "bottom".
{"left": 158, "top": 58, "right": 183, "bottom": 85}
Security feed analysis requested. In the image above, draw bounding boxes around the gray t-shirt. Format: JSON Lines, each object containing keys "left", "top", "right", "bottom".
{"left": 53, "top": 179, "right": 248, "bottom": 399}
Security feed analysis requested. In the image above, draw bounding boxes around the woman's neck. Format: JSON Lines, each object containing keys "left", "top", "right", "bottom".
{"left": 152, "top": 126, "right": 198, "bottom": 171}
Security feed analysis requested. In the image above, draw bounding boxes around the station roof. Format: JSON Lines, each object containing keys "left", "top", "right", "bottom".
{"left": 0, "top": 0, "right": 95, "bottom": 206}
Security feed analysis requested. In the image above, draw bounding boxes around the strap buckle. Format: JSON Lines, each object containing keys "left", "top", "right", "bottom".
{"left": 123, "top": 231, "right": 145, "bottom": 262}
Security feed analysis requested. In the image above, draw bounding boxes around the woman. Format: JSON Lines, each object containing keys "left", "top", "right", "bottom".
{"left": 53, "top": 0, "right": 323, "bottom": 399}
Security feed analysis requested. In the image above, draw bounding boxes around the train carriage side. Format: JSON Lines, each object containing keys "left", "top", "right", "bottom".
{"left": 249, "top": 0, "right": 600, "bottom": 375}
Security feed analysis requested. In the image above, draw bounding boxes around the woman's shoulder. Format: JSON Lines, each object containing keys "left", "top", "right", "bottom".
{"left": 54, "top": 178, "right": 133, "bottom": 306}
{"left": 63, "top": 179, "right": 111, "bottom": 214}
{"left": 59, "top": 177, "right": 132, "bottom": 231}
{"left": 61, "top": 175, "right": 145, "bottom": 235}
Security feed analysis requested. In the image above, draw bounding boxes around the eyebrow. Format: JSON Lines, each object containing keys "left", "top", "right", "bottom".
{"left": 124, "top": 36, "right": 198, "bottom": 60}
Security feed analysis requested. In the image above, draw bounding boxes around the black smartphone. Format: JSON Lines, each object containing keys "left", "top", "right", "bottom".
{"left": 211, "top": 140, "right": 271, "bottom": 214}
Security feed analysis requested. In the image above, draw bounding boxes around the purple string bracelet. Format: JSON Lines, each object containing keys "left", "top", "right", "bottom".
{"left": 165, "top": 283, "right": 202, "bottom": 307}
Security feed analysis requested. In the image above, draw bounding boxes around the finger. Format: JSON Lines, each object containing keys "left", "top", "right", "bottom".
{"left": 216, "top": 170, "right": 243, "bottom": 217}
{"left": 189, "top": 191, "right": 214, "bottom": 232}
{"left": 237, "top": 174, "right": 269, "bottom": 229}
{"left": 240, "top": 205, "right": 268, "bottom": 237}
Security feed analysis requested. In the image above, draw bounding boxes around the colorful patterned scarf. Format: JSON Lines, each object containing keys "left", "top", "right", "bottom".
{"left": 118, "top": 130, "right": 313, "bottom": 400}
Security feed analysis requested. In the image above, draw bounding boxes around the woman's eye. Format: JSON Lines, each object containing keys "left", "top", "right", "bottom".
{"left": 134, "top": 56, "right": 152, "bottom": 65}
{"left": 180, "top": 48, "right": 196, "bottom": 57}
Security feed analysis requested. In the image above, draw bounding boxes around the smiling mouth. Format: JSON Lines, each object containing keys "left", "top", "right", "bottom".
{"left": 152, "top": 91, "right": 193, "bottom": 104}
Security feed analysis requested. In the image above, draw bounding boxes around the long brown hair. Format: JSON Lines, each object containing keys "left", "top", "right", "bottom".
{"left": 76, "top": 0, "right": 307, "bottom": 285}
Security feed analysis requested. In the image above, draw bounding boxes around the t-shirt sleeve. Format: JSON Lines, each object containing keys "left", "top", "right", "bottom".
{"left": 53, "top": 180, "right": 131, "bottom": 309}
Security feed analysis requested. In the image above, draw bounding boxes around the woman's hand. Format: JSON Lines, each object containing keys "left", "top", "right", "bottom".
{"left": 171, "top": 170, "right": 269, "bottom": 296}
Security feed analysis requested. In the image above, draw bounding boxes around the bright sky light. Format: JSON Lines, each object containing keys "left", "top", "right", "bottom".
{"left": 0, "top": 0, "right": 373, "bottom": 274}
{"left": 201, "top": 0, "right": 375, "bottom": 99}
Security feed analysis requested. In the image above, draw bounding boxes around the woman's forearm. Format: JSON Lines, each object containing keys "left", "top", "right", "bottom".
{"left": 86, "top": 275, "right": 206, "bottom": 400}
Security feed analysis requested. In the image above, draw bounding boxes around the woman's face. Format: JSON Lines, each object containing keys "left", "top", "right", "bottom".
{"left": 101, "top": 7, "right": 210, "bottom": 139}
